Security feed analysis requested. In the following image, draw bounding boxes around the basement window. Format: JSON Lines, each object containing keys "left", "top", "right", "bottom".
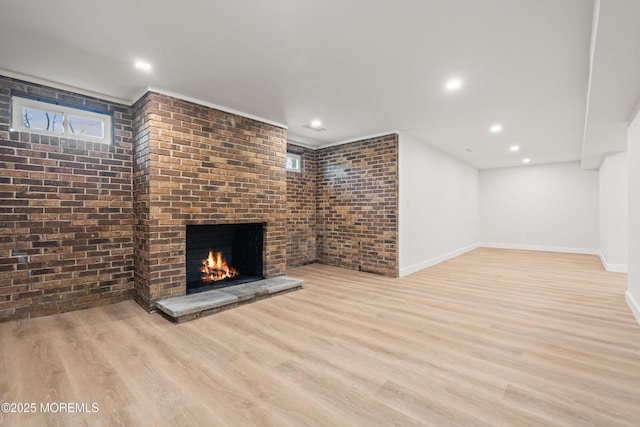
{"left": 286, "top": 152, "right": 302, "bottom": 172}
{"left": 11, "top": 96, "right": 112, "bottom": 144}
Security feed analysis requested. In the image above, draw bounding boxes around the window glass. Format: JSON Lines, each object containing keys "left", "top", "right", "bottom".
{"left": 68, "top": 115, "right": 104, "bottom": 138}
{"left": 22, "top": 107, "right": 65, "bottom": 134}
{"left": 286, "top": 153, "right": 302, "bottom": 171}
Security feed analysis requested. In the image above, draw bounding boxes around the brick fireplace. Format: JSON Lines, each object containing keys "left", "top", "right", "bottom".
{"left": 0, "top": 75, "right": 398, "bottom": 322}
{"left": 132, "top": 92, "right": 287, "bottom": 311}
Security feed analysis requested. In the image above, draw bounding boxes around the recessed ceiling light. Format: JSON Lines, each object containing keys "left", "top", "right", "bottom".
{"left": 310, "top": 119, "right": 322, "bottom": 128}
{"left": 522, "top": 157, "right": 531, "bottom": 164}
{"left": 490, "top": 124, "right": 503, "bottom": 133}
{"left": 445, "top": 78, "right": 463, "bottom": 92}
{"left": 134, "top": 60, "right": 152, "bottom": 72}
{"left": 510, "top": 145, "right": 520, "bottom": 152}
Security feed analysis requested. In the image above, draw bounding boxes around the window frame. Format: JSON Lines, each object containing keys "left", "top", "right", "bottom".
{"left": 11, "top": 96, "right": 113, "bottom": 144}
{"left": 286, "top": 152, "right": 302, "bottom": 172}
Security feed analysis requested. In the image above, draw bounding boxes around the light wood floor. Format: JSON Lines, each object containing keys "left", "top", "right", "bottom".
{"left": 1, "top": 248, "right": 639, "bottom": 426}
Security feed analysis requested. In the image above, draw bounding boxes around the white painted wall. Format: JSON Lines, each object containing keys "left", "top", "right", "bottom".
{"left": 398, "top": 133, "right": 479, "bottom": 277}
{"left": 479, "top": 161, "right": 599, "bottom": 253}
{"left": 627, "top": 111, "right": 640, "bottom": 324}
{"left": 598, "top": 151, "right": 628, "bottom": 272}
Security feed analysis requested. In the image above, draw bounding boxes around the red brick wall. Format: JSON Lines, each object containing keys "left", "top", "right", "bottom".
{"left": 132, "top": 94, "right": 152, "bottom": 309}
{"left": 133, "top": 92, "right": 288, "bottom": 310}
{"left": 0, "top": 76, "right": 135, "bottom": 321}
{"left": 0, "top": 75, "right": 396, "bottom": 321}
{"left": 316, "top": 134, "right": 399, "bottom": 277}
{"left": 286, "top": 143, "right": 316, "bottom": 267}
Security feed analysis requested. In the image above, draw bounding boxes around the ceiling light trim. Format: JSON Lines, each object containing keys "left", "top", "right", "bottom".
{"left": 490, "top": 124, "right": 503, "bottom": 133}
{"left": 145, "top": 86, "right": 288, "bottom": 129}
{"left": 134, "top": 60, "right": 152, "bottom": 72}
{"left": 445, "top": 78, "right": 463, "bottom": 92}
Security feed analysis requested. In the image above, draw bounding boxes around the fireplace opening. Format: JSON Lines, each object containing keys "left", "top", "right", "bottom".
{"left": 186, "top": 223, "right": 264, "bottom": 294}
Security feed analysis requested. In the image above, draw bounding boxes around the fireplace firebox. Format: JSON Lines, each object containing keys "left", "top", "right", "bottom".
{"left": 185, "top": 223, "right": 264, "bottom": 294}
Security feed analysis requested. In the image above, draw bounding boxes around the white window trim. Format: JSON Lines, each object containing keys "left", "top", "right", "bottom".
{"left": 286, "top": 152, "right": 302, "bottom": 172}
{"left": 11, "top": 96, "right": 112, "bottom": 144}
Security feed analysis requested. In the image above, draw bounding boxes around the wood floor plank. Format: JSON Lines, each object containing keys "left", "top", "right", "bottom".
{"left": 1, "top": 248, "right": 639, "bottom": 426}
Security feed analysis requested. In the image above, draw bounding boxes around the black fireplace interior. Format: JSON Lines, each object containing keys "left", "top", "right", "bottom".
{"left": 186, "top": 223, "right": 264, "bottom": 294}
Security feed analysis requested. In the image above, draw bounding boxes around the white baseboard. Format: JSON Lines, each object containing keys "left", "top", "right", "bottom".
{"left": 398, "top": 242, "right": 627, "bottom": 278}
{"left": 399, "top": 243, "right": 479, "bottom": 277}
{"left": 626, "top": 291, "right": 640, "bottom": 326}
{"left": 598, "top": 251, "right": 629, "bottom": 273}
{"left": 478, "top": 242, "right": 600, "bottom": 256}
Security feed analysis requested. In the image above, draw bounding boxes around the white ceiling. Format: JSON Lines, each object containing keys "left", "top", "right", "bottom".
{"left": 1, "top": 0, "right": 639, "bottom": 169}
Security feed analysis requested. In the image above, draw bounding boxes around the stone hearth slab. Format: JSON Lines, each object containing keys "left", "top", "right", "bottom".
{"left": 156, "top": 276, "right": 303, "bottom": 323}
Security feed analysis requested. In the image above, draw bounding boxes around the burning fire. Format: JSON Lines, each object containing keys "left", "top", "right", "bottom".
{"left": 200, "top": 250, "right": 238, "bottom": 283}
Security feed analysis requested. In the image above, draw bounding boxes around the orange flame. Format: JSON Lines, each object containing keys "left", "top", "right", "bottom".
{"left": 200, "top": 250, "right": 238, "bottom": 283}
